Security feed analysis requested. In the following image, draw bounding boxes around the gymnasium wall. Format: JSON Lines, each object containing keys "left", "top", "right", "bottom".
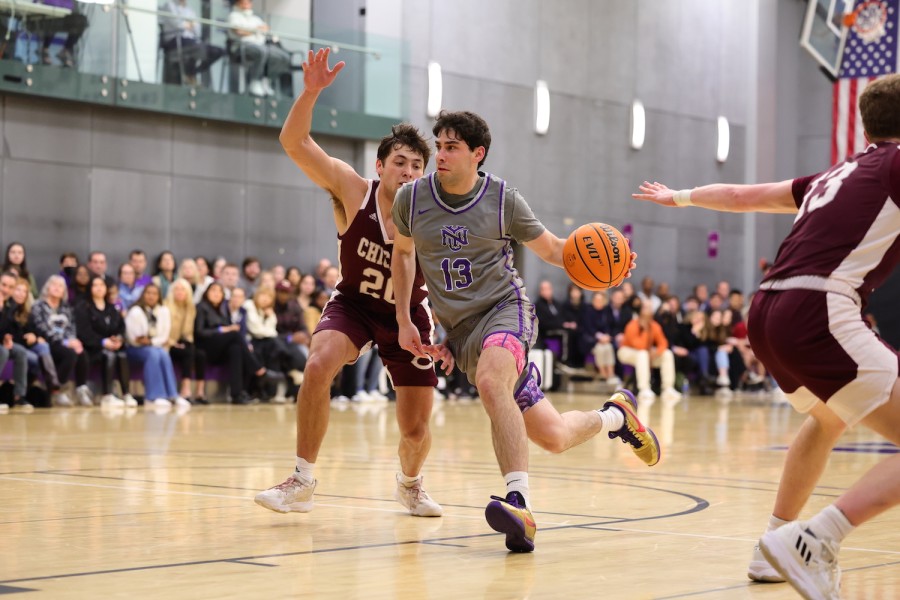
{"left": 0, "top": 0, "right": 837, "bottom": 300}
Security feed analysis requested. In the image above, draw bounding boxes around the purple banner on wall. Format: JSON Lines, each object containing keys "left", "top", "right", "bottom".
{"left": 622, "top": 223, "right": 633, "bottom": 246}
{"left": 708, "top": 231, "right": 719, "bottom": 259}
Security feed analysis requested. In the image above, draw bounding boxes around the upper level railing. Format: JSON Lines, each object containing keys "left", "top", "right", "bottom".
{"left": 0, "top": 0, "right": 404, "bottom": 138}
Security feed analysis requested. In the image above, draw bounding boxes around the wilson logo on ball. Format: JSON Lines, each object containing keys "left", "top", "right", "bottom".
{"left": 563, "top": 223, "right": 630, "bottom": 291}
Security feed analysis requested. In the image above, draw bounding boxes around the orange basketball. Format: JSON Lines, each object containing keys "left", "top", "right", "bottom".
{"left": 563, "top": 223, "right": 631, "bottom": 291}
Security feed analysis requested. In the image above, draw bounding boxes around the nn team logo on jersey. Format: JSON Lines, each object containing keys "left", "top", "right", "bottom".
{"left": 441, "top": 225, "right": 469, "bottom": 252}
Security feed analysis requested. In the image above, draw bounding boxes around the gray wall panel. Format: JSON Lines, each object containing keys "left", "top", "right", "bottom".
{"left": 170, "top": 178, "right": 246, "bottom": 260}
{"left": 4, "top": 96, "right": 93, "bottom": 166}
{"left": 245, "top": 184, "right": 307, "bottom": 267}
{"left": 90, "top": 169, "right": 172, "bottom": 260}
{"left": 91, "top": 111, "right": 174, "bottom": 174}
{"left": 172, "top": 118, "right": 248, "bottom": 180}
{"left": 2, "top": 160, "right": 91, "bottom": 281}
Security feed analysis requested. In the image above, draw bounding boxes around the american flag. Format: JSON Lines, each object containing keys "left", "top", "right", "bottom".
{"left": 832, "top": 0, "right": 899, "bottom": 163}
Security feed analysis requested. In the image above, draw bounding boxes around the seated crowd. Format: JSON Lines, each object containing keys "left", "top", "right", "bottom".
{"left": 0, "top": 243, "right": 340, "bottom": 413}
{"left": 534, "top": 275, "right": 773, "bottom": 405}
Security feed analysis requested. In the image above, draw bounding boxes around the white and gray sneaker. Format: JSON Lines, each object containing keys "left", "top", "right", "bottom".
{"left": 394, "top": 474, "right": 442, "bottom": 517}
{"left": 53, "top": 392, "right": 73, "bottom": 407}
{"left": 255, "top": 474, "right": 317, "bottom": 513}
{"left": 0, "top": 402, "right": 9, "bottom": 414}
{"left": 101, "top": 394, "right": 125, "bottom": 408}
{"left": 75, "top": 385, "right": 94, "bottom": 406}
{"left": 123, "top": 394, "right": 139, "bottom": 408}
{"left": 748, "top": 542, "right": 786, "bottom": 582}
{"left": 759, "top": 521, "right": 841, "bottom": 600}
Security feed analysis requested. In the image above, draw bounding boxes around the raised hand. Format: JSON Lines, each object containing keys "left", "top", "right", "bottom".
{"left": 632, "top": 181, "right": 677, "bottom": 207}
{"left": 302, "top": 47, "right": 346, "bottom": 93}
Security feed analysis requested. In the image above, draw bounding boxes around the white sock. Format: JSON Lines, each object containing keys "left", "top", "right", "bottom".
{"left": 766, "top": 514, "right": 790, "bottom": 533}
{"left": 504, "top": 471, "right": 530, "bottom": 508}
{"left": 294, "top": 457, "right": 315, "bottom": 483}
{"left": 398, "top": 471, "right": 421, "bottom": 487}
{"left": 596, "top": 405, "right": 625, "bottom": 434}
{"left": 807, "top": 504, "right": 854, "bottom": 543}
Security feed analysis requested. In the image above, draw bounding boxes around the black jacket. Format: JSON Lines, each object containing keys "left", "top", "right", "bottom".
{"left": 75, "top": 301, "right": 125, "bottom": 353}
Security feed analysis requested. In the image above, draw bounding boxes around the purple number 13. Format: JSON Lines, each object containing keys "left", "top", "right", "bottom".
{"left": 440, "top": 257, "right": 473, "bottom": 291}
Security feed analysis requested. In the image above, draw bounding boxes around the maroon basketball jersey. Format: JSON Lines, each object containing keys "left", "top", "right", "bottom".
{"left": 334, "top": 180, "right": 428, "bottom": 315}
{"left": 763, "top": 142, "right": 900, "bottom": 305}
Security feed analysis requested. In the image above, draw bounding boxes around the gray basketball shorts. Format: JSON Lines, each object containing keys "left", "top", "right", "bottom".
{"left": 445, "top": 298, "right": 537, "bottom": 385}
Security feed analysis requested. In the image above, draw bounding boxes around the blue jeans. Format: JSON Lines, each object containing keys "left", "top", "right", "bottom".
{"left": 126, "top": 346, "right": 178, "bottom": 400}
{"left": 0, "top": 343, "right": 28, "bottom": 398}
{"left": 690, "top": 345, "right": 710, "bottom": 379}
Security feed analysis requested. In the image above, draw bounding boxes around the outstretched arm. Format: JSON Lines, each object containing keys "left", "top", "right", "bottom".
{"left": 632, "top": 180, "right": 798, "bottom": 214}
{"left": 391, "top": 231, "right": 427, "bottom": 359}
{"left": 279, "top": 48, "right": 365, "bottom": 204}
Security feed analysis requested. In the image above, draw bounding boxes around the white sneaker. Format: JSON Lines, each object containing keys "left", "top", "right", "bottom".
{"left": 351, "top": 390, "right": 372, "bottom": 402}
{"left": 394, "top": 474, "right": 442, "bottom": 517}
{"left": 101, "top": 394, "right": 125, "bottom": 408}
{"left": 637, "top": 389, "right": 656, "bottom": 407}
{"left": 173, "top": 396, "right": 192, "bottom": 409}
{"left": 759, "top": 522, "right": 841, "bottom": 600}
{"left": 255, "top": 474, "right": 316, "bottom": 513}
{"left": 151, "top": 398, "right": 172, "bottom": 410}
{"left": 772, "top": 388, "right": 789, "bottom": 405}
{"left": 288, "top": 369, "right": 304, "bottom": 387}
{"left": 660, "top": 387, "right": 683, "bottom": 406}
{"left": 748, "top": 542, "right": 786, "bottom": 582}
{"left": 606, "top": 376, "right": 621, "bottom": 386}
{"left": 123, "top": 394, "right": 138, "bottom": 408}
{"left": 75, "top": 385, "right": 94, "bottom": 406}
{"left": 716, "top": 374, "right": 730, "bottom": 387}
{"left": 0, "top": 403, "right": 9, "bottom": 414}
{"left": 369, "top": 390, "right": 388, "bottom": 402}
{"left": 261, "top": 77, "right": 275, "bottom": 96}
{"left": 53, "top": 392, "right": 73, "bottom": 407}
{"left": 247, "top": 79, "right": 265, "bottom": 96}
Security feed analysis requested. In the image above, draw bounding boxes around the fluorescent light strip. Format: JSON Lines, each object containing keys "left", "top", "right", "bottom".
{"left": 630, "top": 100, "right": 645, "bottom": 150}
{"left": 427, "top": 61, "right": 442, "bottom": 118}
{"left": 717, "top": 115, "right": 730, "bottom": 163}
{"left": 534, "top": 80, "right": 550, "bottom": 135}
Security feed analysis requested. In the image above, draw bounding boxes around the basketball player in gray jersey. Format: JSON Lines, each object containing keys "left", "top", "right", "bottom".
{"left": 392, "top": 110, "right": 661, "bottom": 553}
{"left": 634, "top": 74, "right": 900, "bottom": 599}
{"left": 255, "top": 49, "right": 454, "bottom": 519}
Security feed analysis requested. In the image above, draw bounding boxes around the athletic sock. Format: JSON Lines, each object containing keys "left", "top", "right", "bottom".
{"left": 398, "top": 471, "right": 421, "bottom": 487}
{"left": 766, "top": 514, "right": 790, "bottom": 533}
{"left": 294, "top": 456, "right": 315, "bottom": 483}
{"left": 807, "top": 504, "right": 854, "bottom": 543}
{"left": 504, "top": 471, "right": 530, "bottom": 508}
{"left": 596, "top": 405, "right": 625, "bottom": 434}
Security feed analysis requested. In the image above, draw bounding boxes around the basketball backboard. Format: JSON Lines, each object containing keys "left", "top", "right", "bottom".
{"left": 800, "top": 0, "right": 852, "bottom": 78}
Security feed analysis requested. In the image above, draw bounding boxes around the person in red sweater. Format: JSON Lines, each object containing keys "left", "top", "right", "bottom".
{"left": 617, "top": 301, "right": 681, "bottom": 407}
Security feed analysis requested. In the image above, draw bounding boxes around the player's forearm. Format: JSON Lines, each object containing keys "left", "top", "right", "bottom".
{"left": 279, "top": 88, "right": 321, "bottom": 153}
{"left": 682, "top": 182, "right": 796, "bottom": 214}
{"left": 391, "top": 250, "right": 416, "bottom": 325}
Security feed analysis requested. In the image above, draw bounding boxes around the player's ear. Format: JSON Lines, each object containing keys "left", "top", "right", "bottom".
{"left": 375, "top": 159, "right": 384, "bottom": 177}
{"left": 474, "top": 146, "right": 485, "bottom": 163}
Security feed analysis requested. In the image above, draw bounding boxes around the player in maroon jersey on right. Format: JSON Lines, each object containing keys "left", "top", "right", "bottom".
{"left": 633, "top": 73, "right": 900, "bottom": 600}
{"left": 255, "top": 48, "right": 453, "bottom": 518}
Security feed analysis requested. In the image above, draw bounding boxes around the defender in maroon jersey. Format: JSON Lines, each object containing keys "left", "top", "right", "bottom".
{"left": 255, "top": 48, "right": 453, "bottom": 518}
{"left": 633, "top": 74, "right": 900, "bottom": 599}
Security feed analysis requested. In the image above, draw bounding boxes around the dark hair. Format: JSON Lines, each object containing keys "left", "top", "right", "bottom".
{"left": 860, "top": 73, "right": 900, "bottom": 141}
{"left": 376, "top": 123, "right": 431, "bottom": 165}
{"left": 3, "top": 242, "right": 29, "bottom": 279}
{"left": 88, "top": 275, "right": 108, "bottom": 299}
{"left": 202, "top": 282, "right": 225, "bottom": 308}
{"left": 432, "top": 111, "right": 491, "bottom": 167}
{"left": 135, "top": 283, "right": 161, "bottom": 309}
{"left": 59, "top": 252, "right": 79, "bottom": 265}
{"left": 155, "top": 251, "right": 175, "bottom": 275}
{"left": 129, "top": 249, "right": 146, "bottom": 260}
{"left": 242, "top": 256, "right": 260, "bottom": 270}
{"left": 118, "top": 262, "right": 135, "bottom": 280}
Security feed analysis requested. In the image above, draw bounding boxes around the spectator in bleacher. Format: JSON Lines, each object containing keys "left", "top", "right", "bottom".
{"left": 270, "top": 264, "right": 286, "bottom": 286}
{"left": 227, "top": 0, "right": 292, "bottom": 97}
{"left": 8, "top": 277, "right": 62, "bottom": 406}
{"left": 117, "top": 262, "right": 144, "bottom": 311}
{"left": 620, "top": 280, "right": 641, "bottom": 313}
{"left": 693, "top": 283, "right": 711, "bottom": 313}
{"left": 0, "top": 272, "right": 30, "bottom": 411}
{"left": 195, "top": 282, "right": 268, "bottom": 404}
{"left": 219, "top": 263, "right": 240, "bottom": 300}
{"left": 707, "top": 292, "right": 725, "bottom": 313}
{"left": 560, "top": 283, "right": 588, "bottom": 367}
{"left": 534, "top": 279, "right": 565, "bottom": 359}
{"left": 604, "top": 287, "right": 633, "bottom": 351}
{"left": 727, "top": 289, "right": 746, "bottom": 324}
{"left": 245, "top": 286, "right": 298, "bottom": 402}
{"left": 33, "top": 274, "right": 92, "bottom": 406}
{"left": 129, "top": 250, "right": 152, "bottom": 288}
{"left": 152, "top": 251, "right": 177, "bottom": 300}
{"left": 715, "top": 280, "right": 731, "bottom": 302}
{"left": 69, "top": 264, "right": 91, "bottom": 306}
{"left": 321, "top": 265, "right": 339, "bottom": 294}
{"left": 212, "top": 256, "right": 227, "bottom": 281}
{"left": 177, "top": 257, "right": 209, "bottom": 304}
{"left": 58, "top": 252, "right": 78, "bottom": 291}
{"left": 159, "top": 0, "right": 225, "bottom": 85}
{"left": 272, "top": 279, "right": 308, "bottom": 385}
{"left": 657, "top": 296, "right": 698, "bottom": 392}
{"left": 297, "top": 273, "right": 315, "bottom": 310}
{"left": 239, "top": 256, "right": 261, "bottom": 294}
{"left": 285, "top": 266, "right": 302, "bottom": 291}
{"left": 3, "top": 242, "right": 38, "bottom": 298}
{"left": 708, "top": 309, "right": 737, "bottom": 389}
{"left": 165, "top": 278, "right": 207, "bottom": 404}
{"left": 682, "top": 295, "right": 700, "bottom": 315}
{"left": 125, "top": 284, "right": 189, "bottom": 410}
{"left": 656, "top": 281, "right": 672, "bottom": 303}
{"left": 256, "top": 270, "right": 276, "bottom": 293}
{"left": 637, "top": 276, "right": 662, "bottom": 313}
{"left": 195, "top": 256, "right": 212, "bottom": 283}
{"left": 227, "top": 286, "right": 249, "bottom": 338}
{"left": 107, "top": 279, "right": 125, "bottom": 315}
{"left": 684, "top": 309, "right": 714, "bottom": 394}
{"left": 36, "top": 0, "right": 88, "bottom": 68}
{"left": 304, "top": 287, "right": 328, "bottom": 334}
{"left": 579, "top": 291, "right": 618, "bottom": 385}
{"left": 87, "top": 251, "right": 115, "bottom": 288}
{"left": 313, "top": 258, "right": 331, "bottom": 288}
{"left": 75, "top": 276, "right": 133, "bottom": 408}
{"left": 617, "top": 300, "right": 681, "bottom": 406}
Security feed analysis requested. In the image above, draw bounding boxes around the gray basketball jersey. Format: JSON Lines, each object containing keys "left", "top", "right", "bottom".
{"left": 393, "top": 172, "right": 544, "bottom": 333}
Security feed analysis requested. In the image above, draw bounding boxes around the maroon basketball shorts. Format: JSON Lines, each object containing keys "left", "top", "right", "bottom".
{"left": 314, "top": 294, "right": 438, "bottom": 388}
{"left": 749, "top": 289, "right": 898, "bottom": 426}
